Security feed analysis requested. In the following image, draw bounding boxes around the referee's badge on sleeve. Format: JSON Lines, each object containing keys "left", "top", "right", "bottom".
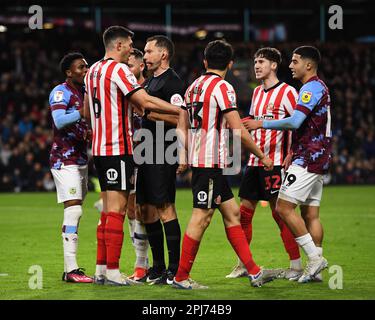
{"left": 170, "top": 93, "right": 183, "bottom": 106}
{"left": 54, "top": 90, "right": 64, "bottom": 102}
{"left": 301, "top": 91, "right": 312, "bottom": 103}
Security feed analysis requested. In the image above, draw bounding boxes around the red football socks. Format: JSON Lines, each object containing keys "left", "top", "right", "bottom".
{"left": 175, "top": 233, "right": 200, "bottom": 282}
{"left": 272, "top": 210, "right": 300, "bottom": 260}
{"left": 240, "top": 205, "right": 255, "bottom": 245}
{"left": 105, "top": 212, "right": 125, "bottom": 269}
{"left": 96, "top": 212, "right": 107, "bottom": 265}
{"left": 225, "top": 225, "right": 260, "bottom": 275}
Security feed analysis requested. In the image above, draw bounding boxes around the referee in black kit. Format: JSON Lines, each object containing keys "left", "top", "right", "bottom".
{"left": 136, "top": 35, "right": 184, "bottom": 285}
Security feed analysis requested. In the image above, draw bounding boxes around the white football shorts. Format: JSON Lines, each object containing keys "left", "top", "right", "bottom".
{"left": 51, "top": 165, "right": 88, "bottom": 203}
{"left": 278, "top": 164, "right": 323, "bottom": 206}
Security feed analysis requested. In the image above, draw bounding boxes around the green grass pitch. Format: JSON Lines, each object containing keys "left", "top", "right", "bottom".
{"left": 0, "top": 186, "right": 374, "bottom": 300}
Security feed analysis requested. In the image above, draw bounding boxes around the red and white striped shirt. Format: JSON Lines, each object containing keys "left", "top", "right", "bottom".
{"left": 85, "top": 58, "right": 142, "bottom": 156}
{"left": 248, "top": 82, "right": 298, "bottom": 166}
{"left": 183, "top": 72, "right": 237, "bottom": 168}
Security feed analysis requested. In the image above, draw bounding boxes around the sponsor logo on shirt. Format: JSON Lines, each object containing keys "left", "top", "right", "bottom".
{"left": 254, "top": 115, "right": 274, "bottom": 120}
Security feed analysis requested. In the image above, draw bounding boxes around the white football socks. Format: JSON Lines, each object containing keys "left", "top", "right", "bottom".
{"left": 62, "top": 205, "right": 82, "bottom": 273}
{"left": 290, "top": 258, "right": 303, "bottom": 271}
{"left": 295, "top": 233, "right": 319, "bottom": 259}
{"left": 316, "top": 246, "right": 323, "bottom": 257}
{"left": 133, "top": 220, "right": 149, "bottom": 269}
{"left": 106, "top": 268, "right": 121, "bottom": 282}
{"left": 128, "top": 218, "right": 136, "bottom": 244}
{"left": 95, "top": 265, "right": 106, "bottom": 277}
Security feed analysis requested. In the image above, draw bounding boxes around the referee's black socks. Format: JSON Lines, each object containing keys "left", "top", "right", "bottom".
{"left": 163, "top": 219, "right": 181, "bottom": 274}
{"left": 144, "top": 220, "right": 166, "bottom": 272}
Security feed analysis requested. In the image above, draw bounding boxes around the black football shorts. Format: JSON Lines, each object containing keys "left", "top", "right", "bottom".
{"left": 192, "top": 167, "right": 234, "bottom": 209}
{"left": 239, "top": 165, "right": 284, "bottom": 201}
{"left": 93, "top": 155, "right": 135, "bottom": 192}
{"left": 136, "top": 163, "right": 178, "bottom": 206}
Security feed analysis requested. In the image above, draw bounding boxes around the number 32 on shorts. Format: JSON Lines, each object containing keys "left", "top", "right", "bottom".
{"left": 264, "top": 175, "right": 281, "bottom": 190}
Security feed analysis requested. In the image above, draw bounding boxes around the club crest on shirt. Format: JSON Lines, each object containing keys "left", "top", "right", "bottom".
{"left": 301, "top": 91, "right": 312, "bottom": 103}
{"left": 69, "top": 187, "right": 77, "bottom": 195}
{"left": 54, "top": 90, "right": 64, "bottom": 102}
{"left": 263, "top": 102, "right": 275, "bottom": 120}
{"left": 266, "top": 102, "right": 274, "bottom": 113}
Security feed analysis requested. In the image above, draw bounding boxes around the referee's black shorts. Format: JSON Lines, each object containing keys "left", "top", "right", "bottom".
{"left": 136, "top": 163, "right": 178, "bottom": 206}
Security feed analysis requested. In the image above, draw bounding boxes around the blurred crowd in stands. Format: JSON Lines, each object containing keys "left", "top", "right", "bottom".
{"left": 0, "top": 30, "right": 374, "bottom": 192}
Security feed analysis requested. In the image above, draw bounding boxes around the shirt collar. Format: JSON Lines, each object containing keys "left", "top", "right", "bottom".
{"left": 204, "top": 71, "right": 222, "bottom": 78}
{"left": 306, "top": 75, "right": 320, "bottom": 83}
{"left": 263, "top": 81, "right": 282, "bottom": 93}
{"left": 64, "top": 82, "right": 83, "bottom": 96}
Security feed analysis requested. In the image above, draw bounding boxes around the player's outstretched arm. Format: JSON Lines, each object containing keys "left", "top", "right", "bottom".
{"left": 243, "top": 110, "right": 306, "bottom": 131}
{"left": 224, "top": 110, "right": 273, "bottom": 171}
{"left": 129, "top": 89, "right": 180, "bottom": 115}
{"left": 131, "top": 102, "right": 144, "bottom": 118}
{"left": 263, "top": 110, "right": 307, "bottom": 130}
{"left": 176, "top": 108, "right": 189, "bottom": 153}
{"left": 176, "top": 108, "right": 189, "bottom": 174}
{"left": 146, "top": 112, "right": 179, "bottom": 127}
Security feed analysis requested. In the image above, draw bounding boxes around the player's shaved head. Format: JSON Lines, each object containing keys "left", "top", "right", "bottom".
{"left": 128, "top": 48, "right": 146, "bottom": 80}
{"left": 130, "top": 48, "right": 144, "bottom": 61}
{"left": 146, "top": 35, "right": 174, "bottom": 61}
{"left": 103, "top": 25, "right": 134, "bottom": 49}
{"left": 204, "top": 40, "right": 234, "bottom": 70}
{"left": 59, "top": 52, "right": 85, "bottom": 76}
{"left": 293, "top": 46, "right": 321, "bottom": 69}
